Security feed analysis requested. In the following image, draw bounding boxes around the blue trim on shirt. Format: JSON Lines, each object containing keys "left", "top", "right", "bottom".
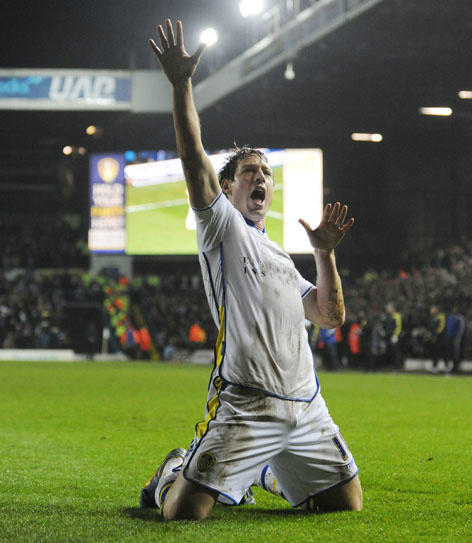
{"left": 301, "top": 285, "right": 314, "bottom": 299}
{"left": 202, "top": 251, "right": 220, "bottom": 323}
{"left": 192, "top": 191, "right": 224, "bottom": 211}
{"left": 218, "top": 376, "right": 320, "bottom": 403}
{"left": 243, "top": 216, "right": 266, "bottom": 233}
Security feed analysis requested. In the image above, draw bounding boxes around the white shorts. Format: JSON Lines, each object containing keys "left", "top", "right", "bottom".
{"left": 182, "top": 383, "right": 358, "bottom": 506}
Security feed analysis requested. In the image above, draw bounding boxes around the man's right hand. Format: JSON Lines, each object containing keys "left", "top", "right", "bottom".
{"left": 148, "top": 18, "right": 220, "bottom": 210}
{"left": 149, "top": 19, "right": 206, "bottom": 86}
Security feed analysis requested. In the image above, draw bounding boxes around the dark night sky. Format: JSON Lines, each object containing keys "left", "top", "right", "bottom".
{"left": 1, "top": 1, "right": 472, "bottom": 267}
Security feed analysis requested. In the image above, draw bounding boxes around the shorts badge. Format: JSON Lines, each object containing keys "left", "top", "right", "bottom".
{"left": 197, "top": 452, "right": 215, "bottom": 472}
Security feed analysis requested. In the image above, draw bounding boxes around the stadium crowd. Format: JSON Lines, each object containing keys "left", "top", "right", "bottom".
{"left": 0, "top": 214, "right": 88, "bottom": 270}
{"left": 0, "top": 269, "right": 103, "bottom": 351}
{"left": 339, "top": 240, "right": 470, "bottom": 372}
{"left": 0, "top": 218, "right": 470, "bottom": 372}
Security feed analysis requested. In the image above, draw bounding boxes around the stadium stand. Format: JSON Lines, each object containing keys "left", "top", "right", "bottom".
{"left": 0, "top": 214, "right": 470, "bottom": 371}
{"left": 0, "top": 214, "right": 88, "bottom": 270}
{"left": 338, "top": 240, "right": 471, "bottom": 371}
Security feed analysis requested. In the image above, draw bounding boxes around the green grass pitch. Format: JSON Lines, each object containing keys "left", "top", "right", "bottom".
{"left": 125, "top": 166, "right": 283, "bottom": 255}
{"left": 1, "top": 361, "right": 471, "bottom": 542}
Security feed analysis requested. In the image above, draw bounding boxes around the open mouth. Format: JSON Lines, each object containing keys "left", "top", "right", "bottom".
{"left": 250, "top": 187, "right": 266, "bottom": 204}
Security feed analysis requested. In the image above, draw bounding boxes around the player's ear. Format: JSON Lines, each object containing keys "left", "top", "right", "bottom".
{"left": 221, "top": 178, "right": 232, "bottom": 196}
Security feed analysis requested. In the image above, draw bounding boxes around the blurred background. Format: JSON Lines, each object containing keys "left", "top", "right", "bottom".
{"left": 0, "top": 0, "right": 470, "bottom": 370}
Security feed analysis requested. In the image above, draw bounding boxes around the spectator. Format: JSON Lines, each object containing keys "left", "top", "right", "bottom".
{"left": 443, "top": 306, "right": 466, "bottom": 373}
{"left": 367, "top": 312, "right": 386, "bottom": 371}
{"left": 188, "top": 322, "right": 207, "bottom": 346}
{"left": 384, "top": 303, "right": 403, "bottom": 370}
{"left": 424, "top": 305, "right": 446, "bottom": 373}
{"left": 319, "top": 328, "right": 341, "bottom": 371}
{"left": 347, "top": 316, "right": 363, "bottom": 369}
{"left": 138, "top": 327, "right": 152, "bottom": 359}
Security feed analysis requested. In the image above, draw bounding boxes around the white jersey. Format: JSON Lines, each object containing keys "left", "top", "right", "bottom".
{"left": 194, "top": 191, "right": 319, "bottom": 401}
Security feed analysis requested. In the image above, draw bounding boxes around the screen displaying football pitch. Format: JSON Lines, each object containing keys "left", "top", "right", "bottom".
{"left": 125, "top": 166, "right": 283, "bottom": 255}
{"left": 89, "top": 149, "right": 322, "bottom": 255}
{"left": 124, "top": 149, "right": 322, "bottom": 255}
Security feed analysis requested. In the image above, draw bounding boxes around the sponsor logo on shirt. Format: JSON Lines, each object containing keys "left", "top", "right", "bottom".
{"left": 242, "top": 256, "right": 298, "bottom": 288}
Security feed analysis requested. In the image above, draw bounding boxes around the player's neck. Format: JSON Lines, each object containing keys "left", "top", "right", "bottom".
{"left": 243, "top": 216, "right": 266, "bottom": 232}
{"left": 254, "top": 218, "right": 265, "bottom": 232}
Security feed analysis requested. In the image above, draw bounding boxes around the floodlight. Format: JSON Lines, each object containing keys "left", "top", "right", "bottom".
{"left": 419, "top": 107, "right": 453, "bottom": 116}
{"left": 351, "top": 133, "right": 383, "bottom": 143}
{"left": 239, "top": 0, "right": 264, "bottom": 17}
{"left": 62, "top": 146, "right": 73, "bottom": 155}
{"left": 284, "top": 62, "right": 295, "bottom": 80}
{"left": 458, "top": 90, "right": 472, "bottom": 99}
{"left": 200, "top": 28, "right": 218, "bottom": 47}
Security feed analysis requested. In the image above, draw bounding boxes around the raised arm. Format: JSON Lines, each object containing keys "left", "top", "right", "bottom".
{"left": 299, "top": 202, "right": 354, "bottom": 328}
{"left": 149, "top": 19, "right": 220, "bottom": 208}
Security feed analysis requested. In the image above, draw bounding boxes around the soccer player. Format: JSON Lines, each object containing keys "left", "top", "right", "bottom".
{"left": 140, "top": 19, "right": 363, "bottom": 520}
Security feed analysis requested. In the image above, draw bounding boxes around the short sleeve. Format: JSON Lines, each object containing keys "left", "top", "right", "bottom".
{"left": 193, "top": 191, "right": 235, "bottom": 251}
{"left": 296, "top": 269, "right": 315, "bottom": 299}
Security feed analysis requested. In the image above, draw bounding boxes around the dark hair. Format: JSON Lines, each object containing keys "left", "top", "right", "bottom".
{"left": 218, "top": 145, "right": 268, "bottom": 186}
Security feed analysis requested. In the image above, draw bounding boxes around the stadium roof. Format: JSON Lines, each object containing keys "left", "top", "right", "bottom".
{"left": 1, "top": 0, "right": 472, "bottom": 183}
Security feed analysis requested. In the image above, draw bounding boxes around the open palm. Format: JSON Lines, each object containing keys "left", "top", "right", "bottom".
{"left": 149, "top": 19, "right": 205, "bottom": 86}
{"left": 299, "top": 202, "right": 354, "bottom": 251}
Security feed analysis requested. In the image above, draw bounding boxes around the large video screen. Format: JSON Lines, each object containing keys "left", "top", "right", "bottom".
{"left": 88, "top": 149, "right": 323, "bottom": 255}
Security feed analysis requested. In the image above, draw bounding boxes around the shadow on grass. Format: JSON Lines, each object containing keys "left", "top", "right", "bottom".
{"left": 123, "top": 507, "right": 163, "bottom": 522}
{"left": 122, "top": 505, "right": 311, "bottom": 522}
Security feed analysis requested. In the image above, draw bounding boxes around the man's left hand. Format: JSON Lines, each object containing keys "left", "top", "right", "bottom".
{"left": 299, "top": 202, "right": 354, "bottom": 252}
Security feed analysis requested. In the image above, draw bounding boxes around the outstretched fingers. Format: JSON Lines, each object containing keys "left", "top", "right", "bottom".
{"left": 165, "top": 18, "right": 176, "bottom": 46}
{"left": 157, "top": 24, "right": 169, "bottom": 49}
{"left": 148, "top": 38, "right": 162, "bottom": 57}
{"left": 150, "top": 19, "right": 184, "bottom": 59}
{"left": 322, "top": 203, "right": 332, "bottom": 222}
{"left": 301, "top": 202, "right": 354, "bottom": 234}
{"left": 151, "top": 19, "right": 200, "bottom": 58}
{"left": 330, "top": 202, "right": 354, "bottom": 233}
{"left": 335, "top": 204, "right": 348, "bottom": 226}
{"left": 328, "top": 201, "right": 341, "bottom": 222}
{"left": 298, "top": 218, "right": 313, "bottom": 233}
{"left": 340, "top": 217, "right": 355, "bottom": 233}
{"left": 176, "top": 20, "right": 184, "bottom": 48}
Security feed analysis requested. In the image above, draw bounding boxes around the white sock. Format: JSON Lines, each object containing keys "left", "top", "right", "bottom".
{"left": 155, "top": 459, "right": 184, "bottom": 508}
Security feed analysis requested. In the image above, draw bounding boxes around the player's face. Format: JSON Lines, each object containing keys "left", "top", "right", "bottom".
{"left": 223, "top": 155, "right": 274, "bottom": 228}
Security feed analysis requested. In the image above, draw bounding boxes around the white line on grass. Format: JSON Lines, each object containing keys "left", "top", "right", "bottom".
{"left": 127, "top": 198, "right": 188, "bottom": 213}
{"left": 126, "top": 184, "right": 282, "bottom": 214}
